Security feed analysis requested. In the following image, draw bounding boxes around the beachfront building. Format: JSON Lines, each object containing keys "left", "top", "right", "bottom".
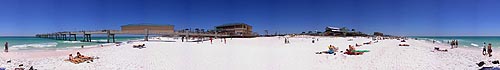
{"left": 215, "top": 23, "right": 254, "bottom": 37}
{"left": 121, "top": 23, "right": 174, "bottom": 33}
{"left": 324, "top": 26, "right": 343, "bottom": 36}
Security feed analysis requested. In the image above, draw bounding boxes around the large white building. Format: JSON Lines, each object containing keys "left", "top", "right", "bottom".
{"left": 326, "top": 26, "right": 340, "bottom": 32}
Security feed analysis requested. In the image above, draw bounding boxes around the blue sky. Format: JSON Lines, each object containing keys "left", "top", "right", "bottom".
{"left": 1, "top": 0, "right": 500, "bottom": 36}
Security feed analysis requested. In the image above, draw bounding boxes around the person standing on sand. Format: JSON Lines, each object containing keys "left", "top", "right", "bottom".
{"left": 450, "top": 40, "right": 455, "bottom": 49}
{"left": 488, "top": 43, "right": 493, "bottom": 57}
{"left": 210, "top": 37, "right": 213, "bottom": 44}
{"left": 181, "top": 37, "right": 184, "bottom": 42}
{"left": 287, "top": 38, "right": 290, "bottom": 44}
{"left": 312, "top": 39, "right": 315, "bottom": 43}
{"left": 224, "top": 38, "right": 227, "bottom": 44}
{"left": 284, "top": 38, "right": 287, "bottom": 44}
{"left": 4, "top": 42, "right": 8, "bottom": 52}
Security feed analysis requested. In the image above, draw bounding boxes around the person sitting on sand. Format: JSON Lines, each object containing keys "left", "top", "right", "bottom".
{"left": 66, "top": 53, "right": 84, "bottom": 64}
{"left": 315, "top": 45, "right": 338, "bottom": 54}
{"left": 348, "top": 45, "right": 356, "bottom": 52}
{"left": 344, "top": 45, "right": 364, "bottom": 55}
{"left": 76, "top": 52, "right": 92, "bottom": 59}
{"left": 69, "top": 54, "right": 74, "bottom": 60}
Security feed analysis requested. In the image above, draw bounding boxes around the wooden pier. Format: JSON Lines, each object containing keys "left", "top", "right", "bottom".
{"left": 35, "top": 30, "right": 229, "bottom": 43}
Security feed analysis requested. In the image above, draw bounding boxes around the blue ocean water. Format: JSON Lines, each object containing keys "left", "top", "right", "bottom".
{"left": 411, "top": 36, "right": 500, "bottom": 48}
{"left": 0, "top": 36, "right": 142, "bottom": 50}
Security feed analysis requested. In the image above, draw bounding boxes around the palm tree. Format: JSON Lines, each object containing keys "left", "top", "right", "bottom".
{"left": 195, "top": 28, "right": 200, "bottom": 33}
{"left": 184, "top": 29, "right": 189, "bottom": 32}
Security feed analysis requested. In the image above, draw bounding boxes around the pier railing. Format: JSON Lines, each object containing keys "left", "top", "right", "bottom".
{"left": 35, "top": 30, "right": 230, "bottom": 43}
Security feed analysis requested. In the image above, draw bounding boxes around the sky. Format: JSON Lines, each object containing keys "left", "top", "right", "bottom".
{"left": 1, "top": 0, "right": 500, "bottom": 36}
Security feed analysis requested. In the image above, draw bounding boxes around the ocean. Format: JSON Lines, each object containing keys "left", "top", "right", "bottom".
{"left": 0, "top": 36, "right": 143, "bottom": 51}
{"left": 411, "top": 36, "right": 500, "bottom": 48}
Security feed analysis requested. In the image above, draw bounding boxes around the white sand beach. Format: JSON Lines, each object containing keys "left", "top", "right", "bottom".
{"left": 1, "top": 36, "right": 498, "bottom": 70}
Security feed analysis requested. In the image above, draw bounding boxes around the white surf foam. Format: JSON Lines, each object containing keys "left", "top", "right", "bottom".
{"left": 471, "top": 43, "right": 479, "bottom": 47}
{"left": 11, "top": 42, "right": 58, "bottom": 48}
{"left": 61, "top": 41, "right": 84, "bottom": 43}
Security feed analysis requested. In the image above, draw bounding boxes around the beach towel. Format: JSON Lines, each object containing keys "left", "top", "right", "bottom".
{"left": 0, "top": 67, "right": 5, "bottom": 70}
{"left": 344, "top": 51, "right": 363, "bottom": 55}
{"left": 354, "top": 50, "right": 370, "bottom": 52}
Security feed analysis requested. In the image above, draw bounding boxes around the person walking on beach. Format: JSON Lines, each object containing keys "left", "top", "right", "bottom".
{"left": 224, "top": 38, "right": 227, "bottom": 44}
{"left": 4, "top": 42, "right": 8, "bottom": 52}
{"left": 488, "top": 43, "right": 493, "bottom": 57}
{"left": 483, "top": 42, "right": 487, "bottom": 55}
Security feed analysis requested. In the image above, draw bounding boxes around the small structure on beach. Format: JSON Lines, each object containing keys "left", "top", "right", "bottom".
{"left": 215, "top": 23, "right": 254, "bottom": 37}
{"left": 121, "top": 23, "right": 174, "bottom": 33}
{"left": 374, "top": 32, "right": 384, "bottom": 36}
